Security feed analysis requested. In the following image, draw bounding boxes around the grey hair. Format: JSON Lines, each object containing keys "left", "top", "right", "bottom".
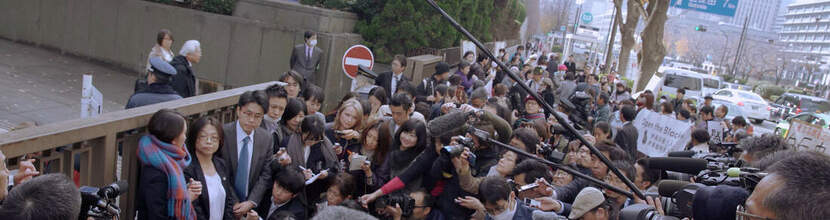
{"left": 311, "top": 206, "right": 378, "bottom": 220}
{"left": 179, "top": 40, "right": 201, "bottom": 56}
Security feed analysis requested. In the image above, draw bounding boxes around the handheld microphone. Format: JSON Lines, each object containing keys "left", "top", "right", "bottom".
{"left": 644, "top": 157, "right": 708, "bottom": 175}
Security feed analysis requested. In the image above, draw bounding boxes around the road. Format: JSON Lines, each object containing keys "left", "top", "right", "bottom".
{"left": 753, "top": 120, "right": 778, "bottom": 136}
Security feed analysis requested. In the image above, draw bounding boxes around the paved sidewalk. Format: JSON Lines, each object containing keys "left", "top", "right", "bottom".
{"left": 0, "top": 38, "right": 137, "bottom": 130}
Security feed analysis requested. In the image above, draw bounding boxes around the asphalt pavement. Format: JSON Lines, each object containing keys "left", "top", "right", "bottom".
{"left": 0, "top": 38, "right": 136, "bottom": 131}
{"left": 753, "top": 120, "right": 777, "bottom": 136}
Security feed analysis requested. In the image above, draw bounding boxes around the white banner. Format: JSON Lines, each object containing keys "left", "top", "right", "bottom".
{"left": 707, "top": 121, "right": 724, "bottom": 145}
{"left": 462, "top": 40, "right": 476, "bottom": 60}
{"left": 786, "top": 119, "right": 830, "bottom": 154}
{"left": 633, "top": 110, "right": 693, "bottom": 157}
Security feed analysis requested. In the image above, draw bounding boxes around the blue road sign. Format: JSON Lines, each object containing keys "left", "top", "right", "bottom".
{"left": 669, "top": 0, "right": 738, "bottom": 17}
{"left": 581, "top": 12, "right": 593, "bottom": 24}
{"left": 560, "top": 26, "right": 566, "bottom": 31}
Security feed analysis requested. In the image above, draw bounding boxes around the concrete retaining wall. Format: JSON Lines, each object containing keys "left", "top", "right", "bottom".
{"left": 0, "top": 0, "right": 362, "bottom": 110}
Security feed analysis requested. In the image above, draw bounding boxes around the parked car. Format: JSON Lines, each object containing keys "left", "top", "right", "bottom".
{"left": 769, "top": 93, "right": 830, "bottom": 121}
{"left": 774, "top": 112, "right": 830, "bottom": 137}
{"left": 712, "top": 99, "right": 754, "bottom": 135}
{"left": 721, "top": 82, "right": 752, "bottom": 91}
{"left": 711, "top": 89, "right": 770, "bottom": 124}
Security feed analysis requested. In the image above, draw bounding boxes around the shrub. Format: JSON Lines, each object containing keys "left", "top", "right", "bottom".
{"left": 146, "top": 0, "right": 236, "bottom": 15}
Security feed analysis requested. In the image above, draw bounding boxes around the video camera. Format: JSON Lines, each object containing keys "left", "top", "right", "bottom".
{"left": 79, "top": 180, "right": 127, "bottom": 220}
{"left": 557, "top": 92, "right": 593, "bottom": 130}
{"left": 373, "top": 192, "right": 416, "bottom": 217}
{"left": 633, "top": 153, "right": 763, "bottom": 220}
{"left": 537, "top": 142, "right": 565, "bottom": 163}
{"left": 441, "top": 134, "right": 478, "bottom": 167}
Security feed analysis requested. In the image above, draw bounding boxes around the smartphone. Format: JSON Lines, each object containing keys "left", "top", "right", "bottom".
{"left": 524, "top": 198, "right": 541, "bottom": 207}
{"left": 519, "top": 183, "right": 539, "bottom": 192}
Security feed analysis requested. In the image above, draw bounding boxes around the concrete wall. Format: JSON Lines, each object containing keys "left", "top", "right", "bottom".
{"left": 0, "top": 0, "right": 362, "bottom": 110}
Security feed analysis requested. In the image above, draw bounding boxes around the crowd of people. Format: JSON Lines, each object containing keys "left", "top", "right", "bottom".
{"left": 0, "top": 31, "right": 829, "bottom": 220}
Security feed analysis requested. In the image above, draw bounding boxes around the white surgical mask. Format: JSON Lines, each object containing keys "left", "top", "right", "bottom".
{"left": 491, "top": 200, "right": 517, "bottom": 220}
{"left": 309, "top": 39, "right": 317, "bottom": 46}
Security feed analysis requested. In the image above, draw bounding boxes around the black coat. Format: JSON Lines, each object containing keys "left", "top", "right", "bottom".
{"left": 170, "top": 55, "right": 197, "bottom": 98}
{"left": 375, "top": 71, "right": 410, "bottom": 98}
{"left": 266, "top": 197, "right": 306, "bottom": 220}
{"left": 614, "top": 122, "right": 639, "bottom": 161}
{"left": 136, "top": 165, "right": 176, "bottom": 220}
{"left": 183, "top": 156, "right": 239, "bottom": 220}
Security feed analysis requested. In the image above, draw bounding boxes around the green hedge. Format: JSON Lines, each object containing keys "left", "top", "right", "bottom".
{"left": 301, "top": 0, "right": 523, "bottom": 63}
{"left": 757, "top": 84, "right": 786, "bottom": 100}
{"left": 146, "top": 0, "right": 236, "bottom": 15}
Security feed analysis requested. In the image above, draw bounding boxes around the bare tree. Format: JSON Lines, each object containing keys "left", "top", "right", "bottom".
{"left": 614, "top": 0, "right": 641, "bottom": 79}
{"left": 635, "top": 0, "right": 670, "bottom": 91}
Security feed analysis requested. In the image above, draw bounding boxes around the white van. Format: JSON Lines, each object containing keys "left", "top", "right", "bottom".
{"left": 699, "top": 74, "right": 723, "bottom": 97}
{"left": 660, "top": 67, "right": 705, "bottom": 102}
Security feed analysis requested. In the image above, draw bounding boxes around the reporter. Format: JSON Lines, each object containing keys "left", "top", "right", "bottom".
{"left": 386, "top": 119, "right": 428, "bottom": 191}
{"left": 601, "top": 160, "right": 636, "bottom": 209}
{"left": 456, "top": 176, "right": 535, "bottom": 220}
{"left": 348, "top": 119, "right": 392, "bottom": 196}
{"left": 0, "top": 174, "right": 81, "bottom": 219}
{"left": 742, "top": 151, "right": 830, "bottom": 219}
{"left": 286, "top": 116, "right": 338, "bottom": 204}
{"left": 739, "top": 134, "right": 789, "bottom": 164}
{"left": 326, "top": 99, "right": 364, "bottom": 159}
{"left": 277, "top": 98, "right": 307, "bottom": 147}
{"left": 567, "top": 187, "right": 618, "bottom": 220}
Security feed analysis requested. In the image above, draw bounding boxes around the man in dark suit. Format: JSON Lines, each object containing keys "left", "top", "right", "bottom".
{"left": 289, "top": 31, "right": 323, "bottom": 84}
{"left": 219, "top": 90, "right": 276, "bottom": 217}
{"left": 374, "top": 55, "right": 409, "bottom": 97}
{"left": 614, "top": 105, "right": 639, "bottom": 161}
{"left": 170, "top": 40, "right": 201, "bottom": 98}
{"left": 564, "top": 55, "right": 577, "bottom": 74}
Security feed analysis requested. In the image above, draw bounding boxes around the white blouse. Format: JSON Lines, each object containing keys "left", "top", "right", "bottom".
{"left": 204, "top": 173, "right": 226, "bottom": 220}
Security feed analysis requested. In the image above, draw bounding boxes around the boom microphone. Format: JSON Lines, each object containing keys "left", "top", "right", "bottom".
{"left": 644, "top": 157, "right": 708, "bottom": 174}
{"left": 667, "top": 151, "right": 697, "bottom": 158}
{"left": 657, "top": 180, "right": 692, "bottom": 197}
{"left": 427, "top": 111, "right": 474, "bottom": 137}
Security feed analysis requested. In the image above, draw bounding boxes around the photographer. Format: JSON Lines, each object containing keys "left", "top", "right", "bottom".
{"left": 567, "top": 187, "right": 618, "bottom": 220}
{"left": 742, "top": 151, "right": 830, "bottom": 219}
{"left": 455, "top": 176, "right": 537, "bottom": 220}
{"left": 0, "top": 174, "right": 81, "bottom": 219}
{"left": 739, "top": 134, "right": 789, "bottom": 164}
{"left": 385, "top": 189, "right": 445, "bottom": 220}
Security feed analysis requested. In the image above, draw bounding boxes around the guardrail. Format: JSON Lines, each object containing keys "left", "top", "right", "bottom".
{"left": 0, "top": 81, "right": 276, "bottom": 220}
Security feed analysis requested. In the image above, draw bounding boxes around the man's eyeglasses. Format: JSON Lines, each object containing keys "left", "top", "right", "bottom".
{"left": 241, "top": 110, "right": 264, "bottom": 120}
{"left": 736, "top": 205, "right": 775, "bottom": 220}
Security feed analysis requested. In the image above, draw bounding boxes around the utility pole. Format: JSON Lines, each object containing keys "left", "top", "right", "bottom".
{"left": 731, "top": 13, "right": 750, "bottom": 76}
{"left": 603, "top": 8, "right": 618, "bottom": 74}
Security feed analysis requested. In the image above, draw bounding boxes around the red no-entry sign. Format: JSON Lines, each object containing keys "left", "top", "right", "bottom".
{"left": 342, "top": 45, "right": 374, "bottom": 79}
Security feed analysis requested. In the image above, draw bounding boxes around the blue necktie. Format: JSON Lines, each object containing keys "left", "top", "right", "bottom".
{"left": 235, "top": 136, "right": 251, "bottom": 200}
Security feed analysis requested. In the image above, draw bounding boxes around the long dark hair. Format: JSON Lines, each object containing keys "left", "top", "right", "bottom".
{"left": 361, "top": 119, "right": 392, "bottom": 165}
{"left": 393, "top": 119, "right": 427, "bottom": 152}
{"left": 389, "top": 119, "right": 427, "bottom": 170}
{"left": 186, "top": 116, "right": 224, "bottom": 157}
{"left": 280, "top": 98, "right": 307, "bottom": 127}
